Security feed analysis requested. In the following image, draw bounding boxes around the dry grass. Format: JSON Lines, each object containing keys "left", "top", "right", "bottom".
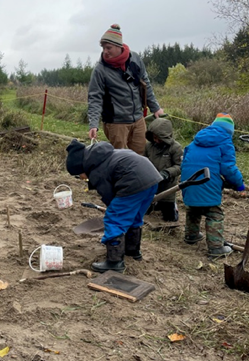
{"left": 0, "top": 131, "right": 68, "bottom": 179}
{"left": 16, "top": 85, "right": 89, "bottom": 123}
{"left": 9, "top": 84, "right": 249, "bottom": 136}
{"left": 154, "top": 84, "right": 249, "bottom": 132}
{"left": 16, "top": 85, "right": 88, "bottom": 105}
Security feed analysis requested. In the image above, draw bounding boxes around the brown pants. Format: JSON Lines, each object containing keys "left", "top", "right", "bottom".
{"left": 103, "top": 117, "right": 146, "bottom": 155}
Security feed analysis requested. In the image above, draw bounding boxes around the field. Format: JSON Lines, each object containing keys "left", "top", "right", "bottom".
{"left": 0, "top": 129, "right": 249, "bottom": 361}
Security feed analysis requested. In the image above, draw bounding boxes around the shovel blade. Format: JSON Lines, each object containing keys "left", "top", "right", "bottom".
{"left": 73, "top": 217, "right": 104, "bottom": 235}
{"left": 224, "top": 263, "right": 249, "bottom": 292}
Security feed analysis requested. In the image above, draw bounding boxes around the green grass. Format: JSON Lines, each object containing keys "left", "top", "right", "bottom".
{"left": 0, "top": 88, "right": 107, "bottom": 144}
{"left": 1, "top": 87, "right": 249, "bottom": 181}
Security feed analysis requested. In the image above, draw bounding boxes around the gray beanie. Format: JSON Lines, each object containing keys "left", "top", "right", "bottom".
{"left": 66, "top": 139, "right": 85, "bottom": 175}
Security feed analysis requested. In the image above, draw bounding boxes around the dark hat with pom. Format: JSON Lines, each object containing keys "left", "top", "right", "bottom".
{"left": 100, "top": 24, "right": 123, "bottom": 47}
{"left": 66, "top": 139, "right": 85, "bottom": 175}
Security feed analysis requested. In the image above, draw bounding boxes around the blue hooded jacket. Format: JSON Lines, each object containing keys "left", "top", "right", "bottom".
{"left": 181, "top": 125, "right": 243, "bottom": 207}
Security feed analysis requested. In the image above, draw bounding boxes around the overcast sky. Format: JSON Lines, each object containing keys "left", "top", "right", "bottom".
{"left": 1, "top": 0, "right": 230, "bottom": 75}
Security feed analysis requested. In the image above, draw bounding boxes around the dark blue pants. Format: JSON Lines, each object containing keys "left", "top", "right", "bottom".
{"left": 101, "top": 184, "right": 158, "bottom": 244}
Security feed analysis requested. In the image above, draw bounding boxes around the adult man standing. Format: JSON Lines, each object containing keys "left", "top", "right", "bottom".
{"left": 88, "top": 24, "right": 164, "bottom": 155}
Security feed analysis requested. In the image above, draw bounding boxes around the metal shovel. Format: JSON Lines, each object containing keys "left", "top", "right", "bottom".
{"left": 74, "top": 168, "right": 210, "bottom": 235}
{"left": 149, "top": 167, "right": 210, "bottom": 212}
{"left": 224, "top": 230, "right": 249, "bottom": 292}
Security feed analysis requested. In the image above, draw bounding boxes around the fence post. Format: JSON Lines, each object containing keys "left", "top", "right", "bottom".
{"left": 40, "top": 89, "right": 48, "bottom": 130}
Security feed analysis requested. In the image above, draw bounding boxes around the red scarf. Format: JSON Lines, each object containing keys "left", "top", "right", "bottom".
{"left": 103, "top": 43, "right": 130, "bottom": 71}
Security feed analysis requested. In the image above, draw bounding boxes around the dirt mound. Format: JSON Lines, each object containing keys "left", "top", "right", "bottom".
{"left": 0, "top": 133, "right": 249, "bottom": 360}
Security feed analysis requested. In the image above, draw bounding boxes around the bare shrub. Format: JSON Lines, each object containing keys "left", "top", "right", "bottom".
{"left": 157, "top": 85, "right": 249, "bottom": 131}
{"left": 184, "top": 90, "right": 249, "bottom": 129}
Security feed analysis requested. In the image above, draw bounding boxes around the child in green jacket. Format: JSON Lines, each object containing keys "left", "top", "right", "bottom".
{"left": 144, "top": 117, "right": 183, "bottom": 221}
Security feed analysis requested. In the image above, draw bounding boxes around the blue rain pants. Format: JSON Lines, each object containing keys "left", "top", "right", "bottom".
{"left": 101, "top": 184, "right": 158, "bottom": 244}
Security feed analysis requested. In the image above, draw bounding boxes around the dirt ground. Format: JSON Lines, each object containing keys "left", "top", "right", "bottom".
{"left": 0, "top": 134, "right": 249, "bottom": 361}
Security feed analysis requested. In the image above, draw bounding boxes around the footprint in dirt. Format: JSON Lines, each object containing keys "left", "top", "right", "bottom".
{"left": 26, "top": 211, "right": 61, "bottom": 223}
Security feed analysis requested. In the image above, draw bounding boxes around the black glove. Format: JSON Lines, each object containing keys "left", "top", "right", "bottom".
{"left": 160, "top": 170, "right": 170, "bottom": 181}
{"left": 221, "top": 176, "right": 237, "bottom": 190}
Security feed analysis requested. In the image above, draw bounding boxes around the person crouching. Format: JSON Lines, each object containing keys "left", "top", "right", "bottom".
{"left": 66, "top": 139, "right": 163, "bottom": 273}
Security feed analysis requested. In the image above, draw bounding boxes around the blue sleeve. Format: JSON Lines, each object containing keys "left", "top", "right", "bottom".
{"left": 220, "top": 141, "right": 243, "bottom": 187}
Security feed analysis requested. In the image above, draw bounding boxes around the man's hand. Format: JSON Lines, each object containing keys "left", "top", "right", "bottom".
{"left": 89, "top": 128, "right": 97, "bottom": 139}
{"left": 154, "top": 108, "right": 164, "bottom": 118}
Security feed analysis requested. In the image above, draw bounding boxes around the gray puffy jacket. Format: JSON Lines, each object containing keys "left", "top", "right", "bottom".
{"left": 83, "top": 141, "right": 163, "bottom": 206}
{"left": 88, "top": 51, "right": 160, "bottom": 129}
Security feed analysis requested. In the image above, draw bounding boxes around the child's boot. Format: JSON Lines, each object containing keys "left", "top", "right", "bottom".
{"left": 125, "top": 227, "right": 142, "bottom": 261}
{"left": 91, "top": 235, "right": 125, "bottom": 273}
{"left": 184, "top": 232, "right": 204, "bottom": 245}
{"left": 208, "top": 245, "right": 232, "bottom": 257}
{"left": 161, "top": 202, "right": 179, "bottom": 222}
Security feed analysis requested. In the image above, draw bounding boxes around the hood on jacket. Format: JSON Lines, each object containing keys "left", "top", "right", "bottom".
{"left": 83, "top": 141, "right": 114, "bottom": 175}
{"left": 146, "top": 118, "right": 173, "bottom": 145}
{"left": 194, "top": 125, "right": 232, "bottom": 148}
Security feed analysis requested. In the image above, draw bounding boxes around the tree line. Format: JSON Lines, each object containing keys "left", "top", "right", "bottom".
{"left": 0, "top": 0, "right": 248, "bottom": 89}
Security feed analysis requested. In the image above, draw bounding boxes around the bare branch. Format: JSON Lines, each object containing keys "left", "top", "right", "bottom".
{"left": 209, "top": 0, "right": 249, "bottom": 29}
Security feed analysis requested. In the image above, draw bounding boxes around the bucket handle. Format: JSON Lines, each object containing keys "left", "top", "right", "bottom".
{"left": 53, "top": 184, "right": 72, "bottom": 197}
{"left": 29, "top": 246, "right": 42, "bottom": 272}
{"left": 90, "top": 138, "right": 98, "bottom": 145}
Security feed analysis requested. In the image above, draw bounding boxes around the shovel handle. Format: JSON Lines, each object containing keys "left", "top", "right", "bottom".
{"left": 153, "top": 167, "right": 210, "bottom": 203}
{"left": 81, "top": 202, "right": 106, "bottom": 213}
{"left": 178, "top": 167, "right": 210, "bottom": 190}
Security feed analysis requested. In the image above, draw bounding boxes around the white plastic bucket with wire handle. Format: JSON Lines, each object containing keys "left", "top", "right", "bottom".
{"left": 53, "top": 184, "right": 73, "bottom": 209}
{"left": 29, "top": 244, "right": 63, "bottom": 272}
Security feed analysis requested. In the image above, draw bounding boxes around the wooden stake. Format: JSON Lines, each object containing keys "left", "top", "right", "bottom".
{"left": 18, "top": 230, "right": 23, "bottom": 258}
{"left": 6, "top": 206, "right": 10, "bottom": 227}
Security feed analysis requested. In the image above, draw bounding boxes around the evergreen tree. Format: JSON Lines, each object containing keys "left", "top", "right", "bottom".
{"left": 0, "top": 52, "right": 8, "bottom": 85}
{"left": 141, "top": 43, "right": 213, "bottom": 84}
{"left": 15, "top": 59, "right": 33, "bottom": 85}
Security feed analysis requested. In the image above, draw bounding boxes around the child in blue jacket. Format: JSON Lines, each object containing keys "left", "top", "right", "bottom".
{"left": 181, "top": 113, "right": 245, "bottom": 257}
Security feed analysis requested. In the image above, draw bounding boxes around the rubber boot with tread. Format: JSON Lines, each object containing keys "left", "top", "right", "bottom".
{"left": 91, "top": 235, "right": 125, "bottom": 273}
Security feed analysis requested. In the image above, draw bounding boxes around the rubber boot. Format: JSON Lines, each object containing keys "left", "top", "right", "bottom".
{"left": 184, "top": 232, "right": 204, "bottom": 245}
{"left": 91, "top": 235, "right": 125, "bottom": 273}
{"left": 125, "top": 227, "right": 142, "bottom": 261}
{"left": 161, "top": 202, "right": 179, "bottom": 222}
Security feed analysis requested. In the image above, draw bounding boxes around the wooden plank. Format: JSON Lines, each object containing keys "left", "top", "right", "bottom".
{"left": 88, "top": 270, "right": 155, "bottom": 302}
{"left": 0, "top": 126, "right": 30, "bottom": 137}
{"left": 38, "top": 130, "right": 85, "bottom": 142}
{"left": 87, "top": 282, "right": 137, "bottom": 302}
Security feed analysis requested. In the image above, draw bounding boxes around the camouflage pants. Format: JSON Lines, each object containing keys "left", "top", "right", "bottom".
{"left": 185, "top": 205, "right": 224, "bottom": 249}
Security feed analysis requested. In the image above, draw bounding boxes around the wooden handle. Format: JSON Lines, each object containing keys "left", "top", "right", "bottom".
{"left": 19, "top": 269, "right": 92, "bottom": 282}
{"left": 87, "top": 283, "right": 137, "bottom": 302}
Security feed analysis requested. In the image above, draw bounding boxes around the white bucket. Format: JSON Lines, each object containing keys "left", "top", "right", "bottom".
{"left": 53, "top": 184, "right": 73, "bottom": 209}
{"left": 29, "top": 244, "right": 63, "bottom": 273}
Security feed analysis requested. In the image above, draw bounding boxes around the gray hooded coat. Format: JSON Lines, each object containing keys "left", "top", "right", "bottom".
{"left": 74, "top": 141, "right": 163, "bottom": 206}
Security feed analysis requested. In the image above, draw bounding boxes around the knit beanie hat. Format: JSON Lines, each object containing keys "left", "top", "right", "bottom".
{"left": 100, "top": 24, "right": 123, "bottom": 47}
{"left": 212, "top": 113, "right": 234, "bottom": 135}
{"left": 66, "top": 139, "right": 85, "bottom": 175}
